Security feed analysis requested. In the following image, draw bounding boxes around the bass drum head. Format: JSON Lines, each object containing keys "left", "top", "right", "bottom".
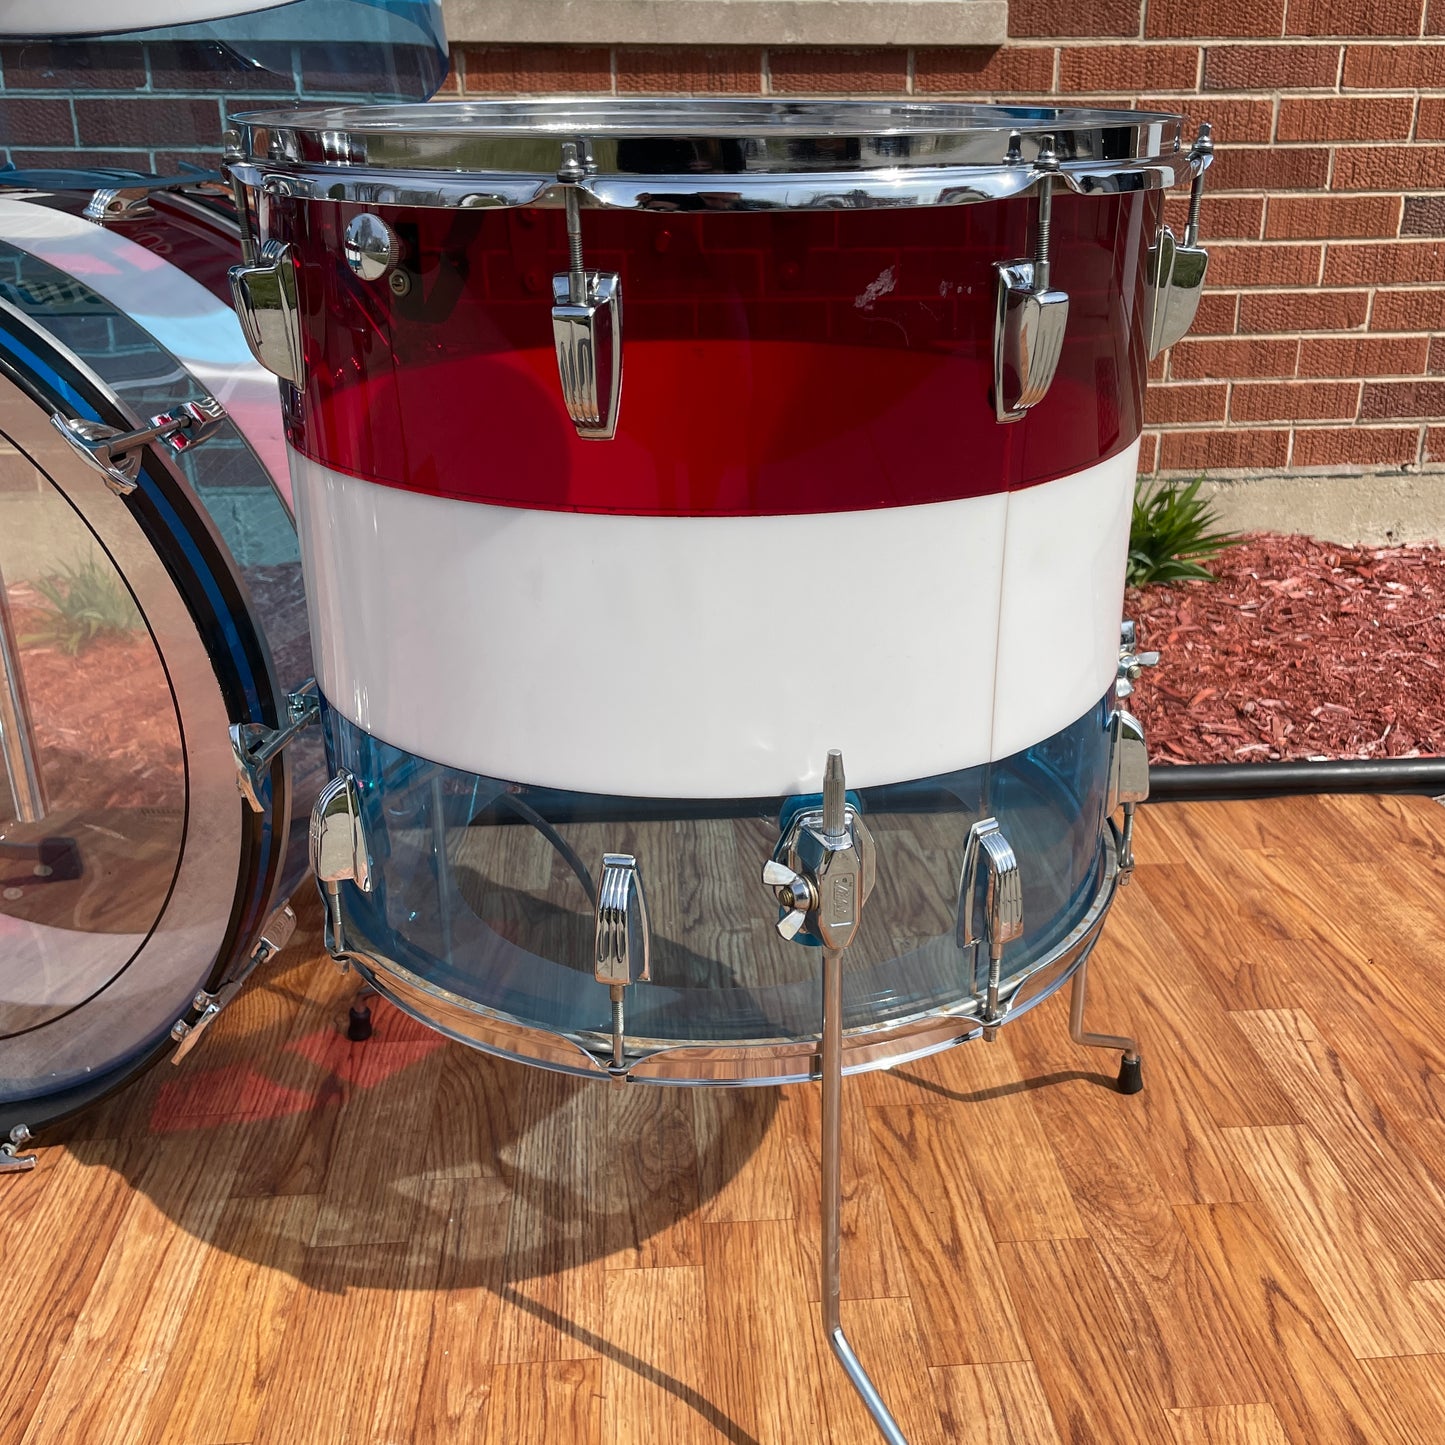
{"left": 0, "top": 271, "right": 288, "bottom": 1134}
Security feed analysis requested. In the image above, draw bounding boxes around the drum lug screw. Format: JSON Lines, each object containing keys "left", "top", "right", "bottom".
{"left": 992, "top": 134, "right": 1070, "bottom": 423}
{"left": 551, "top": 141, "right": 624, "bottom": 441}
{"left": 1145, "top": 122, "right": 1214, "bottom": 358}
{"left": 1106, "top": 707, "right": 1151, "bottom": 884}
{"left": 957, "top": 818, "right": 1025, "bottom": 1033}
{"left": 229, "top": 239, "right": 305, "bottom": 386}
{"left": 593, "top": 853, "right": 651, "bottom": 1074}
{"left": 311, "top": 769, "right": 375, "bottom": 961}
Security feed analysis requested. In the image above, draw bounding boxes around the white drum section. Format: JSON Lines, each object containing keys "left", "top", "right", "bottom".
{"left": 291, "top": 441, "right": 1138, "bottom": 797}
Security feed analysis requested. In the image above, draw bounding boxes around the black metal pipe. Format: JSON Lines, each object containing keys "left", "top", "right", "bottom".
{"left": 1148, "top": 757, "right": 1445, "bottom": 802}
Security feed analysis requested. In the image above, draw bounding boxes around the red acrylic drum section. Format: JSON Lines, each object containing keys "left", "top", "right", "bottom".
{"left": 279, "top": 196, "right": 1147, "bottom": 516}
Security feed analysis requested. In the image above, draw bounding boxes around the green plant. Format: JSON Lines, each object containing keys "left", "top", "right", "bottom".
{"left": 1127, "top": 478, "right": 1239, "bottom": 588}
{"left": 21, "top": 556, "right": 143, "bottom": 656}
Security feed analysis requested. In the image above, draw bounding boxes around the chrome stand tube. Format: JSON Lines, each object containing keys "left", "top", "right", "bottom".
{"left": 0, "top": 559, "right": 46, "bottom": 824}
{"left": 821, "top": 944, "right": 908, "bottom": 1445}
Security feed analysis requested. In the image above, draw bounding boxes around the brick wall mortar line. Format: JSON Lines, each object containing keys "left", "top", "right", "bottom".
{"left": 761, "top": 47, "right": 773, "bottom": 96}
{"left": 905, "top": 46, "right": 915, "bottom": 96}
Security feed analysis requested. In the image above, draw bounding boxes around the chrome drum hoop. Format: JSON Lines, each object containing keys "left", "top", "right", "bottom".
{"left": 323, "top": 821, "right": 1123, "bottom": 1087}
{"left": 226, "top": 98, "right": 1187, "bottom": 212}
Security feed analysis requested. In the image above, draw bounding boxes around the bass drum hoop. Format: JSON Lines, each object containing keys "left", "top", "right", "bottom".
{"left": 0, "top": 296, "right": 288, "bottom": 1134}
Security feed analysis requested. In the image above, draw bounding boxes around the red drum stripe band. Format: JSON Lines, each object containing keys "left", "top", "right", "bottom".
{"left": 280, "top": 192, "right": 1153, "bottom": 518}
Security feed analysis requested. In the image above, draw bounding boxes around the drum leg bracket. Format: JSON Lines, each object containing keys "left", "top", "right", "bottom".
{"left": 762, "top": 750, "right": 907, "bottom": 1445}
{"left": 1069, "top": 954, "right": 1143, "bottom": 1095}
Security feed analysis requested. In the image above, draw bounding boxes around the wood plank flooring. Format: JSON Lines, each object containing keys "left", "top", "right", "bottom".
{"left": 7, "top": 792, "right": 1445, "bottom": 1443}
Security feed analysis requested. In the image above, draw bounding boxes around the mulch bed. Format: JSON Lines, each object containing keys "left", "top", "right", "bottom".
{"left": 1126, "top": 533, "right": 1445, "bottom": 764}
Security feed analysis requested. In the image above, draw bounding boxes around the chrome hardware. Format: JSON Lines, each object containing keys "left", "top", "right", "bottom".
{"left": 225, "top": 102, "right": 1190, "bottom": 215}
{"left": 1107, "top": 709, "right": 1150, "bottom": 884}
{"left": 760, "top": 750, "right": 904, "bottom": 1445}
{"left": 1070, "top": 952, "right": 1143, "bottom": 1094}
{"left": 1145, "top": 123, "right": 1213, "bottom": 358}
{"left": 311, "top": 770, "right": 372, "bottom": 894}
{"left": 763, "top": 752, "right": 876, "bottom": 951}
{"left": 311, "top": 769, "right": 373, "bottom": 959}
{"left": 594, "top": 853, "right": 651, "bottom": 988}
{"left": 229, "top": 239, "right": 303, "bottom": 386}
{"left": 994, "top": 136, "right": 1069, "bottom": 423}
{"left": 50, "top": 397, "right": 226, "bottom": 498}
{"left": 594, "top": 852, "right": 651, "bottom": 1073}
{"left": 229, "top": 678, "right": 320, "bottom": 814}
{"left": 84, "top": 187, "right": 156, "bottom": 223}
{"left": 170, "top": 902, "right": 297, "bottom": 1063}
{"left": 957, "top": 818, "right": 1025, "bottom": 1038}
{"left": 551, "top": 142, "right": 623, "bottom": 440}
{"left": 1117, "top": 619, "right": 1161, "bottom": 700}
{"left": 82, "top": 167, "right": 222, "bottom": 225}
{"left": 0, "top": 1125, "right": 36, "bottom": 1174}
{"left": 0, "top": 557, "right": 46, "bottom": 825}
{"left": 343, "top": 213, "right": 400, "bottom": 282}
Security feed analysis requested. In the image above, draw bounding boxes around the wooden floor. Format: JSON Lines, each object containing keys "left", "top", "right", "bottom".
{"left": 7, "top": 792, "right": 1445, "bottom": 1444}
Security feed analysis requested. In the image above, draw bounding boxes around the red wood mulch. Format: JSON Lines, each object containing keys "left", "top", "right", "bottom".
{"left": 1125, "top": 533, "right": 1445, "bottom": 764}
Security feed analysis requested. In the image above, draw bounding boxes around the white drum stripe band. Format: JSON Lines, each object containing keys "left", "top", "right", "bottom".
{"left": 293, "top": 440, "right": 1137, "bottom": 798}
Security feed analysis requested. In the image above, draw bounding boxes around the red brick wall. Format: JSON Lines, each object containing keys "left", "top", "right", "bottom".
{"left": 452, "top": 25, "right": 1445, "bottom": 481}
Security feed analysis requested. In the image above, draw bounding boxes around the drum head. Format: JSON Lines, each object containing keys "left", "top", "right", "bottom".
{"left": 0, "top": 258, "right": 290, "bottom": 1133}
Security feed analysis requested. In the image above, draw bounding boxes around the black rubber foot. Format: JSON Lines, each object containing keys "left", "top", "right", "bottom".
{"left": 1117, "top": 1056, "right": 1144, "bottom": 1095}
{"left": 347, "top": 1004, "right": 373, "bottom": 1042}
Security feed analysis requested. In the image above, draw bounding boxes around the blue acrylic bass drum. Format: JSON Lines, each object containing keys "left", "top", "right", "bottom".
{"left": 0, "top": 191, "right": 321, "bottom": 1134}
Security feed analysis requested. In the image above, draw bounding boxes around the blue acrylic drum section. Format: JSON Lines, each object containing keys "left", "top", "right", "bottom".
{"left": 320, "top": 695, "right": 1119, "bottom": 1084}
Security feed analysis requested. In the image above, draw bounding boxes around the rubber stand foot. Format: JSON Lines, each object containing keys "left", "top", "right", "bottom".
{"left": 347, "top": 1004, "right": 373, "bottom": 1042}
{"left": 1117, "top": 1056, "right": 1144, "bottom": 1095}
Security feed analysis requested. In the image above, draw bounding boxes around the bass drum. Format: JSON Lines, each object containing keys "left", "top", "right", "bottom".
{"left": 0, "top": 192, "right": 320, "bottom": 1135}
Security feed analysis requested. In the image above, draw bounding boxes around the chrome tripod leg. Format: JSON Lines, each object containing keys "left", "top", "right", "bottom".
{"left": 821, "top": 946, "right": 908, "bottom": 1445}
{"left": 1068, "top": 953, "right": 1143, "bottom": 1094}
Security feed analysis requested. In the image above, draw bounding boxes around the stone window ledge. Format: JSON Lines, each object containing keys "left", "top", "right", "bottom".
{"left": 443, "top": 1, "right": 1008, "bottom": 48}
